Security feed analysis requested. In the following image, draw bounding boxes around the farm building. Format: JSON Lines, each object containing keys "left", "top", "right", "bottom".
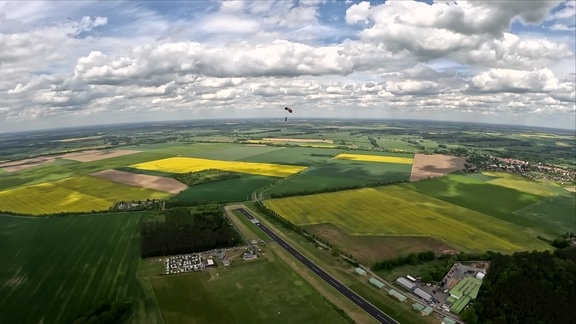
{"left": 413, "top": 303, "right": 434, "bottom": 316}
{"left": 421, "top": 306, "right": 433, "bottom": 316}
{"left": 450, "top": 276, "right": 482, "bottom": 300}
{"left": 369, "top": 277, "right": 385, "bottom": 289}
{"left": 412, "top": 303, "right": 425, "bottom": 312}
{"left": 355, "top": 267, "right": 367, "bottom": 276}
{"left": 476, "top": 271, "right": 486, "bottom": 280}
{"left": 388, "top": 289, "right": 407, "bottom": 302}
{"left": 442, "top": 316, "right": 457, "bottom": 324}
{"left": 414, "top": 288, "right": 432, "bottom": 302}
{"left": 223, "top": 259, "right": 230, "bottom": 267}
{"left": 450, "top": 295, "right": 471, "bottom": 314}
{"left": 396, "top": 277, "right": 416, "bottom": 291}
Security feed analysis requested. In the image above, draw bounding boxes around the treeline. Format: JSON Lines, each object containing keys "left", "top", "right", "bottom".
{"left": 538, "top": 232, "right": 576, "bottom": 249}
{"left": 173, "top": 169, "right": 240, "bottom": 186}
{"left": 461, "top": 247, "right": 576, "bottom": 324}
{"left": 373, "top": 251, "right": 494, "bottom": 282}
{"left": 140, "top": 205, "right": 242, "bottom": 257}
{"left": 72, "top": 301, "right": 132, "bottom": 324}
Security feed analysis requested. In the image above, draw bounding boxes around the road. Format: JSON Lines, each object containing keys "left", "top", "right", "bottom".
{"left": 236, "top": 207, "right": 398, "bottom": 324}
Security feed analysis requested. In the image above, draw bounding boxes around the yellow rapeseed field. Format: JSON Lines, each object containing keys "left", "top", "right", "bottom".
{"left": 131, "top": 157, "right": 307, "bottom": 177}
{"left": 264, "top": 186, "right": 550, "bottom": 253}
{"left": 0, "top": 176, "right": 169, "bottom": 215}
{"left": 333, "top": 153, "right": 413, "bottom": 164}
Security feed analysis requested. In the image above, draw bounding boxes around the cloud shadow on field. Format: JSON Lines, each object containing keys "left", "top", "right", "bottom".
{"left": 266, "top": 160, "right": 412, "bottom": 198}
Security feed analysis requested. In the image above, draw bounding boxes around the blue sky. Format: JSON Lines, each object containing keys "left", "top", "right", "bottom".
{"left": 0, "top": 0, "right": 574, "bottom": 132}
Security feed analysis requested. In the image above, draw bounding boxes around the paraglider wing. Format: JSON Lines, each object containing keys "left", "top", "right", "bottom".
{"left": 284, "top": 107, "right": 293, "bottom": 113}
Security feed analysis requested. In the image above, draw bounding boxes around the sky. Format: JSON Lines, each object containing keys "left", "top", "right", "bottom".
{"left": 0, "top": 0, "right": 575, "bottom": 133}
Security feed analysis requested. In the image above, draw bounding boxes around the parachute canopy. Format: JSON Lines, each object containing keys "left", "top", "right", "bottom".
{"left": 284, "top": 107, "right": 293, "bottom": 113}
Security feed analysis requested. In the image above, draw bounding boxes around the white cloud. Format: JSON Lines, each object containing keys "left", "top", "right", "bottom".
{"left": 0, "top": 0, "right": 574, "bottom": 132}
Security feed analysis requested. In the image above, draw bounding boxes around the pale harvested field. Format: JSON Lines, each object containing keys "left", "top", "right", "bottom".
{"left": 262, "top": 138, "right": 334, "bottom": 143}
{"left": 61, "top": 149, "right": 141, "bottom": 162}
{"left": 409, "top": 154, "right": 466, "bottom": 181}
{"left": 333, "top": 153, "right": 413, "bottom": 164}
{"left": 0, "top": 156, "right": 56, "bottom": 173}
{"left": 91, "top": 169, "right": 187, "bottom": 194}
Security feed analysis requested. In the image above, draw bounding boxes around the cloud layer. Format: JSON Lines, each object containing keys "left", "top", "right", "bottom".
{"left": 0, "top": 0, "right": 574, "bottom": 131}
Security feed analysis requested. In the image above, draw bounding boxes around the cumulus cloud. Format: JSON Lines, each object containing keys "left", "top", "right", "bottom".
{"left": 0, "top": 0, "right": 574, "bottom": 131}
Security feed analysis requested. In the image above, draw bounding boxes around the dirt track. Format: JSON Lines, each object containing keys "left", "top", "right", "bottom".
{"left": 91, "top": 169, "right": 187, "bottom": 194}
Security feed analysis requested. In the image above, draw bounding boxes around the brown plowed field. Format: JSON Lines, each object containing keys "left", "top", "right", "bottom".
{"left": 409, "top": 154, "right": 466, "bottom": 181}
{"left": 62, "top": 149, "right": 141, "bottom": 162}
{"left": 91, "top": 169, "right": 187, "bottom": 194}
{"left": 0, "top": 156, "right": 57, "bottom": 172}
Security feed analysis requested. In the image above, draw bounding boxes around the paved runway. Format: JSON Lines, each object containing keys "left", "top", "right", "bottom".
{"left": 237, "top": 208, "right": 398, "bottom": 324}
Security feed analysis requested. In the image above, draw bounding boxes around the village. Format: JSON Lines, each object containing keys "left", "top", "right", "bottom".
{"left": 466, "top": 155, "right": 576, "bottom": 184}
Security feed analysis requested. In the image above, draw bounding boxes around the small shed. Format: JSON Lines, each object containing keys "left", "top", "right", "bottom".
{"left": 442, "top": 317, "right": 457, "bottom": 324}
{"left": 388, "top": 289, "right": 407, "bottom": 302}
{"left": 354, "top": 267, "right": 367, "bottom": 276}
{"left": 421, "top": 306, "right": 433, "bottom": 316}
{"left": 369, "top": 277, "right": 385, "bottom": 289}
{"left": 412, "top": 303, "right": 425, "bottom": 312}
{"left": 223, "top": 259, "right": 230, "bottom": 267}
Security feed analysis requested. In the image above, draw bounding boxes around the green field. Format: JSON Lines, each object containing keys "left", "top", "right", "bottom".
{"left": 0, "top": 176, "right": 170, "bottom": 215}
{"left": 265, "top": 158, "right": 413, "bottom": 198}
{"left": 0, "top": 212, "right": 155, "bottom": 323}
{"left": 264, "top": 186, "right": 551, "bottom": 253}
{"left": 150, "top": 257, "right": 351, "bottom": 324}
{"left": 0, "top": 151, "right": 173, "bottom": 191}
{"left": 401, "top": 173, "right": 573, "bottom": 237}
{"left": 126, "top": 142, "right": 286, "bottom": 161}
{"left": 241, "top": 146, "right": 344, "bottom": 166}
{"left": 168, "top": 173, "right": 278, "bottom": 205}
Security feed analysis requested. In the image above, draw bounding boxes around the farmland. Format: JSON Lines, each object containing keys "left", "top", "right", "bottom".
{"left": 304, "top": 223, "right": 454, "bottom": 265}
{"left": 150, "top": 256, "right": 351, "bottom": 324}
{"left": 0, "top": 176, "right": 169, "bottom": 215}
{"left": 168, "top": 173, "right": 278, "bottom": 206}
{"left": 263, "top": 185, "right": 551, "bottom": 253}
{"left": 0, "top": 212, "right": 156, "bottom": 324}
{"left": 131, "top": 157, "right": 307, "bottom": 178}
{"left": 264, "top": 156, "right": 413, "bottom": 198}
{"left": 333, "top": 153, "right": 414, "bottom": 164}
{"left": 401, "top": 172, "right": 575, "bottom": 237}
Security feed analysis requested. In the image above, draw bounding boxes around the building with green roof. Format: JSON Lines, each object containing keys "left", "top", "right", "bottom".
{"left": 450, "top": 295, "right": 471, "bottom": 314}
{"left": 388, "top": 289, "right": 407, "bottom": 302}
{"left": 450, "top": 276, "right": 482, "bottom": 300}
{"left": 355, "top": 267, "right": 367, "bottom": 276}
{"left": 412, "top": 303, "right": 425, "bottom": 312}
{"left": 421, "top": 306, "right": 433, "bottom": 316}
{"left": 442, "top": 316, "right": 457, "bottom": 324}
{"left": 369, "top": 277, "right": 385, "bottom": 289}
